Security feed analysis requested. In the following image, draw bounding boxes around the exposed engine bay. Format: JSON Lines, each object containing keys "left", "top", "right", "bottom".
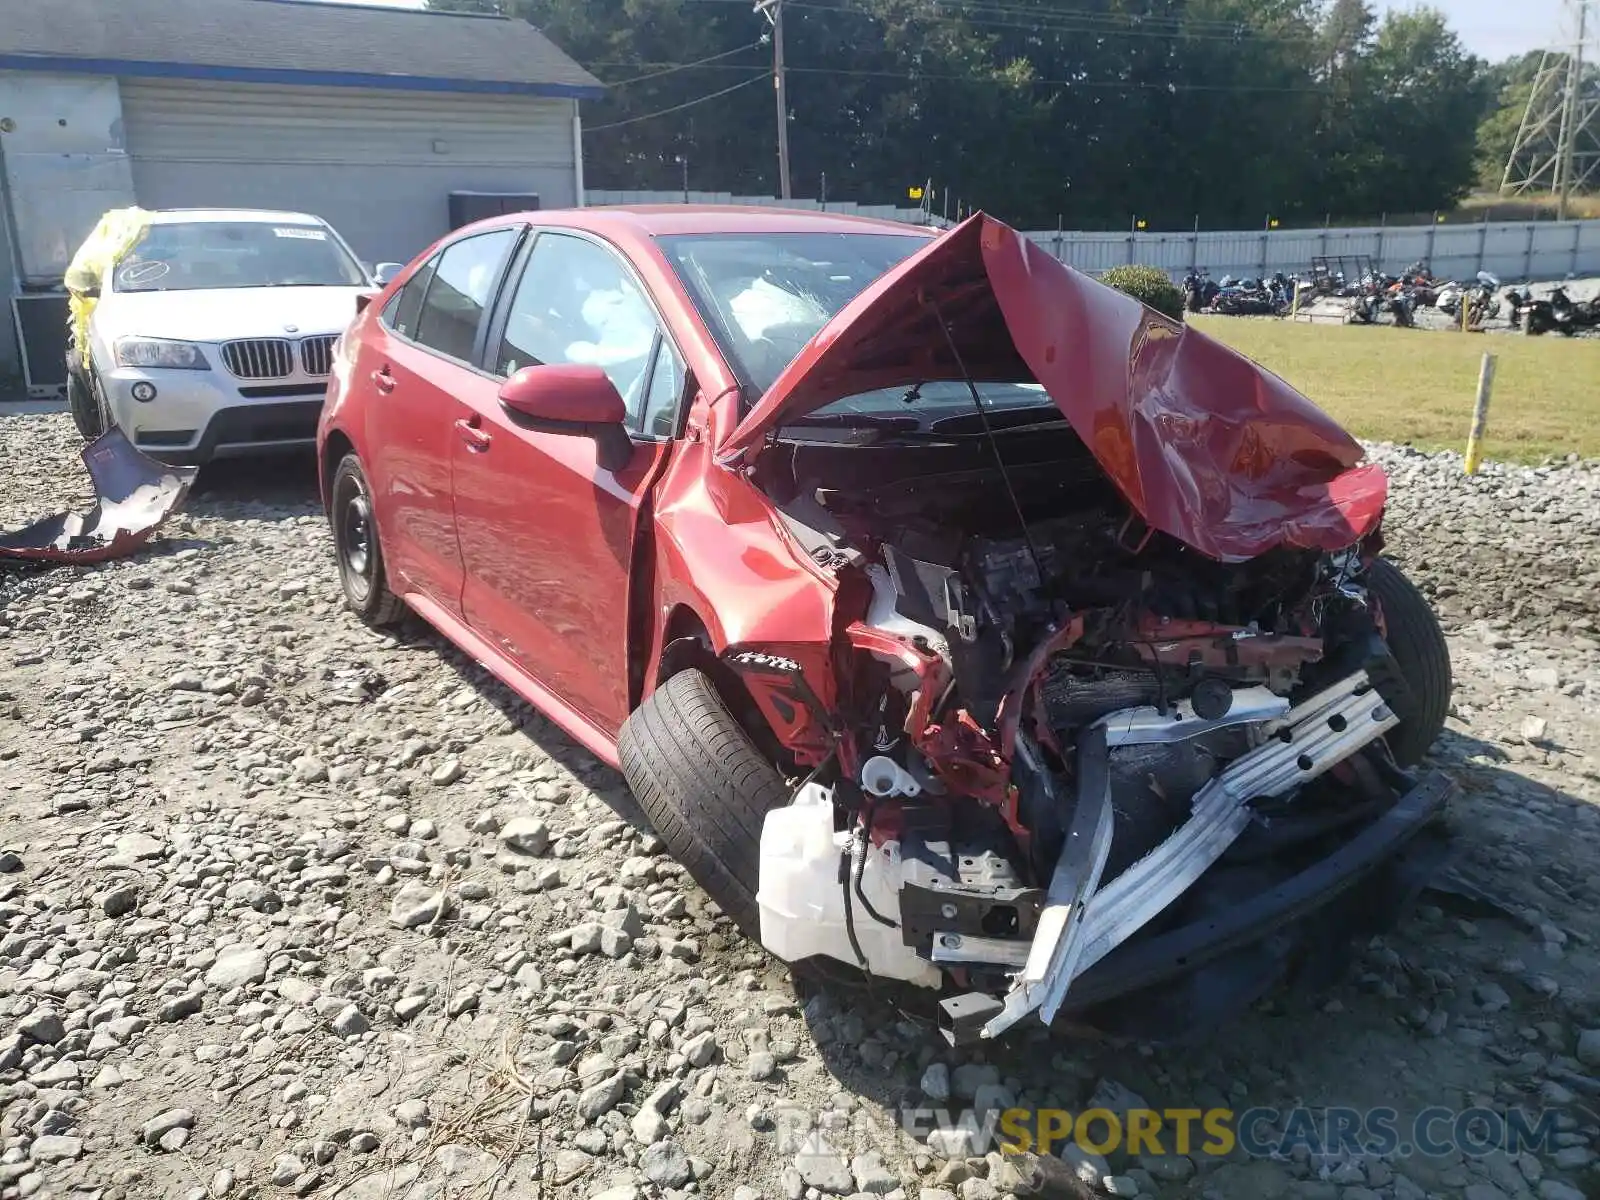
{"left": 737, "top": 421, "right": 1451, "bottom": 1043}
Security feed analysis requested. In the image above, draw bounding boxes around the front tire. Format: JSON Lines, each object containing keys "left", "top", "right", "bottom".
{"left": 1369, "top": 558, "right": 1451, "bottom": 767}
{"left": 330, "top": 453, "right": 405, "bottom": 628}
{"left": 618, "top": 668, "right": 792, "bottom": 938}
{"left": 66, "top": 353, "right": 105, "bottom": 440}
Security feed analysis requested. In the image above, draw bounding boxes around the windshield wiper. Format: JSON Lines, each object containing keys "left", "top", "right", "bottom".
{"left": 927, "top": 407, "right": 1066, "bottom": 435}
{"left": 784, "top": 413, "right": 924, "bottom": 432}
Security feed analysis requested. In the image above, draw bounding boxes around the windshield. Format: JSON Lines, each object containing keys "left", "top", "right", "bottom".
{"left": 658, "top": 232, "right": 926, "bottom": 395}
{"left": 113, "top": 221, "right": 367, "bottom": 293}
{"left": 658, "top": 231, "right": 1056, "bottom": 429}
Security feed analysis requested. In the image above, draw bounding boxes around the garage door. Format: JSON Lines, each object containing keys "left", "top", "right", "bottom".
{"left": 120, "top": 78, "right": 577, "bottom": 265}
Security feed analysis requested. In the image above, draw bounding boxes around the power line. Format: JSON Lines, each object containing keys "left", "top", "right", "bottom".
{"left": 581, "top": 57, "right": 1332, "bottom": 93}
{"left": 584, "top": 73, "right": 770, "bottom": 131}
{"left": 600, "top": 41, "right": 764, "bottom": 86}
{"left": 678, "top": 0, "right": 1316, "bottom": 43}
{"left": 782, "top": 0, "right": 1313, "bottom": 42}
{"left": 782, "top": 64, "right": 1327, "bottom": 91}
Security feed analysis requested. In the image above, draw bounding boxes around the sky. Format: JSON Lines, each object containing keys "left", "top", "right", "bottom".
{"left": 1372, "top": 0, "right": 1566, "bottom": 61}
{"left": 335, "top": 0, "right": 1572, "bottom": 65}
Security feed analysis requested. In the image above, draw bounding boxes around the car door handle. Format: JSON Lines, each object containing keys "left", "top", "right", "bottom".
{"left": 372, "top": 367, "right": 396, "bottom": 394}
{"left": 454, "top": 417, "right": 492, "bottom": 452}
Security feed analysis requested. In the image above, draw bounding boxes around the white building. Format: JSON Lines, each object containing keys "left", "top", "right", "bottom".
{"left": 0, "top": 0, "right": 600, "bottom": 386}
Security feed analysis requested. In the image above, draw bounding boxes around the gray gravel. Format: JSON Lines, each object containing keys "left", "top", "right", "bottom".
{"left": 3, "top": 411, "right": 1600, "bottom": 1200}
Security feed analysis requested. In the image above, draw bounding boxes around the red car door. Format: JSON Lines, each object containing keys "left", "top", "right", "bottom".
{"left": 451, "top": 230, "right": 684, "bottom": 740}
{"left": 358, "top": 227, "right": 520, "bottom": 614}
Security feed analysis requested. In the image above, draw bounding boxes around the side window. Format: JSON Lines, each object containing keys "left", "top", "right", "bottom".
{"left": 384, "top": 254, "right": 437, "bottom": 340}
{"left": 496, "top": 233, "right": 667, "bottom": 431}
{"left": 413, "top": 229, "right": 518, "bottom": 362}
{"left": 639, "top": 341, "right": 686, "bottom": 438}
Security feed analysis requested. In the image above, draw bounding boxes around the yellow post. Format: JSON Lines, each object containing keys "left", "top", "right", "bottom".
{"left": 1461, "top": 297, "right": 1470, "bottom": 334}
{"left": 1463, "top": 353, "right": 1497, "bottom": 475}
{"left": 1291, "top": 281, "right": 1303, "bottom": 319}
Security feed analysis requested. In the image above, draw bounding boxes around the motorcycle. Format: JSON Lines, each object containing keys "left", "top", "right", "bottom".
{"left": 1549, "top": 287, "right": 1599, "bottom": 335}
{"left": 1508, "top": 286, "right": 1596, "bottom": 336}
{"left": 1400, "top": 261, "right": 1439, "bottom": 307}
{"left": 1349, "top": 280, "right": 1385, "bottom": 325}
{"left": 1182, "top": 269, "right": 1218, "bottom": 314}
{"left": 1438, "top": 272, "right": 1502, "bottom": 327}
{"left": 1466, "top": 272, "right": 1502, "bottom": 327}
{"left": 1386, "top": 287, "right": 1417, "bottom": 328}
{"left": 1209, "top": 276, "right": 1281, "bottom": 316}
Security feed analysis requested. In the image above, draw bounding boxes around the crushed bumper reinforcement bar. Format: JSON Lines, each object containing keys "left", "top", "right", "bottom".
{"left": 981, "top": 668, "right": 1400, "bottom": 1039}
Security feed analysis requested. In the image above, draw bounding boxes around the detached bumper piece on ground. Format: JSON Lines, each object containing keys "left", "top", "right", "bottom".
{"left": 0, "top": 427, "right": 197, "bottom": 565}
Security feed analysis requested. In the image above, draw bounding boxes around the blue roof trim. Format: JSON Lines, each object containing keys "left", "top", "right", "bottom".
{"left": 0, "top": 54, "right": 605, "bottom": 100}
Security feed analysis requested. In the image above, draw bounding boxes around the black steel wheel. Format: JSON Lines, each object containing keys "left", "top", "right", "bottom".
{"left": 330, "top": 453, "right": 405, "bottom": 627}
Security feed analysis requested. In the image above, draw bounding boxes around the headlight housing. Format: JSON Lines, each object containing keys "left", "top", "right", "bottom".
{"left": 115, "top": 338, "right": 211, "bottom": 370}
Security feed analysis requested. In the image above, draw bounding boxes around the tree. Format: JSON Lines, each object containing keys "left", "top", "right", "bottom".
{"left": 1360, "top": 9, "right": 1491, "bottom": 211}
{"left": 426, "top": 0, "right": 1498, "bottom": 226}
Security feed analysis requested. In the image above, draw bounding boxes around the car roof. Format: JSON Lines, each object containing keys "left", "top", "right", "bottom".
{"left": 485, "top": 205, "right": 940, "bottom": 240}
{"left": 147, "top": 209, "right": 327, "bottom": 226}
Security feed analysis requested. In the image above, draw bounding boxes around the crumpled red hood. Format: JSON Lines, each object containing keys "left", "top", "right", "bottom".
{"left": 718, "top": 213, "right": 1386, "bottom": 562}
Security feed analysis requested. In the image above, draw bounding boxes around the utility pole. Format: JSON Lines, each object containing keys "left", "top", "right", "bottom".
{"left": 755, "top": 0, "right": 792, "bottom": 200}
{"left": 1557, "top": 0, "right": 1589, "bottom": 217}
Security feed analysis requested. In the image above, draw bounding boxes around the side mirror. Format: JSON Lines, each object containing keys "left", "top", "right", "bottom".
{"left": 498, "top": 364, "right": 633, "bottom": 470}
{"left": 373, "top": 262, "right": 405, "bottom": 287}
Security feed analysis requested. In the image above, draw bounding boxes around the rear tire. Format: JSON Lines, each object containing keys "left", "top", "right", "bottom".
{"left": 330, "top": 453, "right": 406, "bottom": 628}
{"left": 618, "top": 668, "right": 793, "bottom": 938}
{"left": 1369, "top": 558, "right": 1451, "bottom": 767}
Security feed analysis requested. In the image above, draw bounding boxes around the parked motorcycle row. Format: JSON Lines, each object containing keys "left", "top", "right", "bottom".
{"left": 1185, "top": 257, "right": 1599, "bottom": 336}
{"left": 1503, "top": 285, "right": 1600, "bottom": 337}
{"left": 1183, "top": 270, "right": 1296, "bottom": 315}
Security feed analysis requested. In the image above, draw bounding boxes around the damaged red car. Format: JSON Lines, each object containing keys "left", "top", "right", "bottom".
{"left": 318, "top": 208, "right": 1454, "bottom": 1043}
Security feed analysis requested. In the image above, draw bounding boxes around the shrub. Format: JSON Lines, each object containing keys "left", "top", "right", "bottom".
{"left": 1100, "top": 264, "right": 1186, "bottom": 323}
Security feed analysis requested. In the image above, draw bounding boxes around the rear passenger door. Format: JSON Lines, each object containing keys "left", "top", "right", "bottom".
{"left": 360, "top": 227, "right": 521, "bottom": 614}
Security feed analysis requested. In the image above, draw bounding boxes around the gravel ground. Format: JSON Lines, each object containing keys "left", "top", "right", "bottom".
{"left": 3, "top": 413, "right": 1600, "bottom": 1200}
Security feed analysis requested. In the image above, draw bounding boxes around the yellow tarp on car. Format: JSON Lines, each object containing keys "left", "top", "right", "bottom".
{"left": 65, "top": 207, "right": 153, "bottom": 352}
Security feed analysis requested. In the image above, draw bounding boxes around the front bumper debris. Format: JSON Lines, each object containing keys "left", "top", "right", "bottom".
{"left": 945, "top": 668, "right": 1408, "bottom": 1044}
{"left": 0, "top": 427, "right": 197, "bottom": 565}
{"left": 1059, "top": 769, "right": 1455, "bottom": 1015}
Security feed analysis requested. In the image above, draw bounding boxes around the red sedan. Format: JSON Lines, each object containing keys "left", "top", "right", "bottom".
{"left": 318, "top": 207, "right": 1454, "bottom": 1044}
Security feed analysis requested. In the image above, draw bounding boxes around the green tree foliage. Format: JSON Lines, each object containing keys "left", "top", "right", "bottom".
{"left": 1100, "top": 265, "right": 1187, "bottom": 321}
{"left": 429, "top": 0, "right": 1497, "bottom": 227}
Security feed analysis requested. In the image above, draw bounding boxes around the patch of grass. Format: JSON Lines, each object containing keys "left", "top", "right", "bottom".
{"left": 1191, "top": 316, "right": 1600, "bottom": 463}
{"left": 1454, "top": 191, "right": 1600, "bottom": 222}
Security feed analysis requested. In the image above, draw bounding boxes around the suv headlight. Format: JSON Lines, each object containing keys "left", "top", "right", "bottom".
{"left": 115, "top": 338, "right": 211, "bottom": 370}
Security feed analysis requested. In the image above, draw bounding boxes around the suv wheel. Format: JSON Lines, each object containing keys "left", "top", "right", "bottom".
{"left": 330, "top": 453, "right": 406, "bottom": 628}
{"left": 66, "top": 354, "right": 106, "bottom": 440}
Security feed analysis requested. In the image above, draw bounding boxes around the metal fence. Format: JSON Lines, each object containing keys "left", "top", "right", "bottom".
{"left": 1017, "top": 221, "right": 1600, "bottom": 282}
{"left": 586, "top": 190, "right": 1600, "bottom": 282}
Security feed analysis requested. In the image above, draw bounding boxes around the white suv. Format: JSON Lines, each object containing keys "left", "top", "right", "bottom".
{"left": 67, "top": 209, "right": 399, "bottom": 466}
